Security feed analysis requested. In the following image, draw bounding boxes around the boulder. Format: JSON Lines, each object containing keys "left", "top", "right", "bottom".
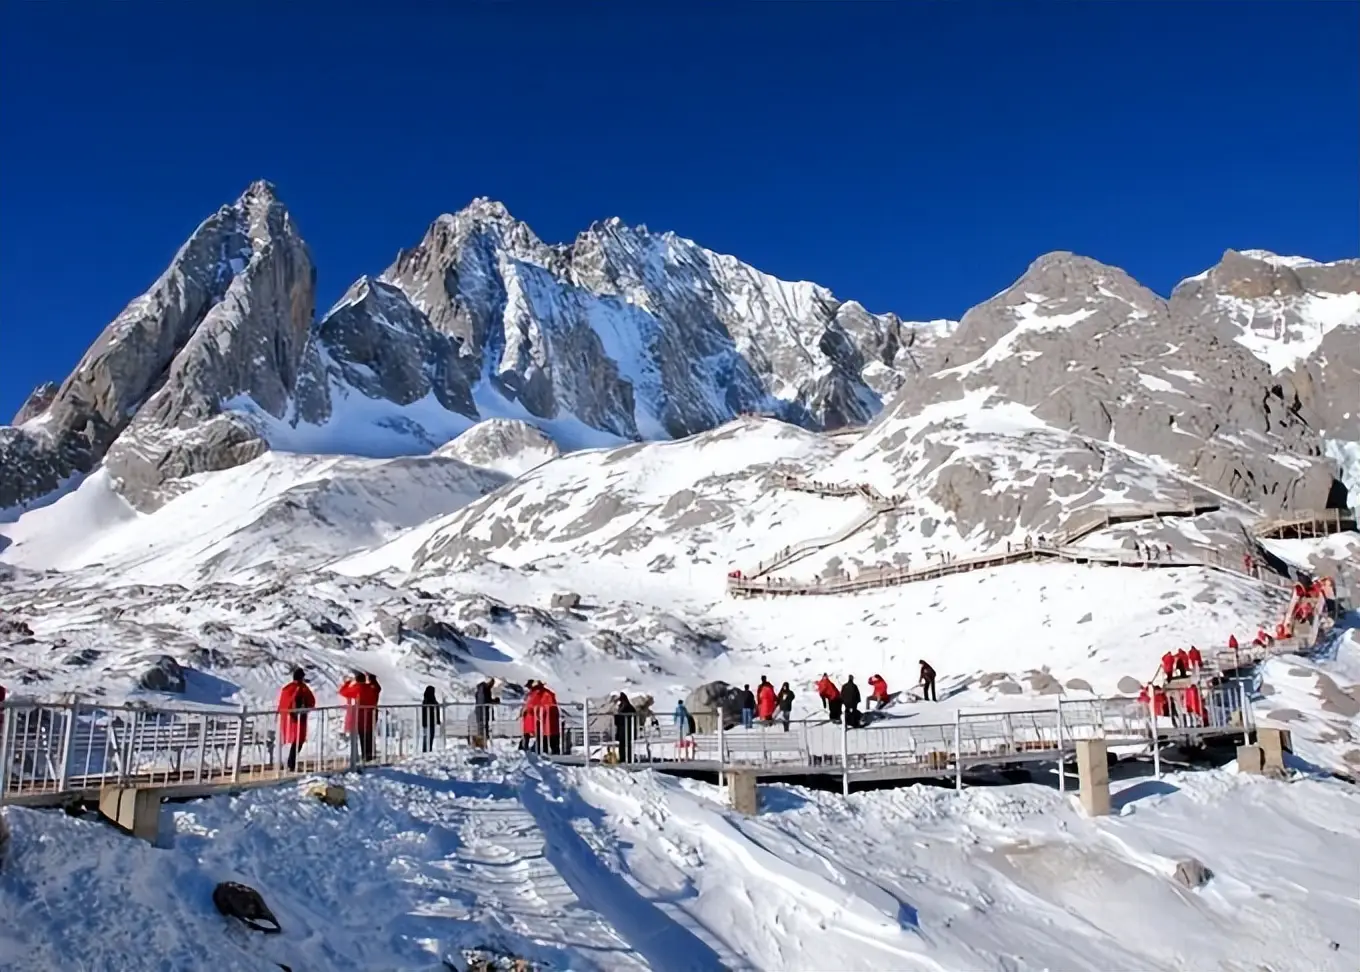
{"left": 462, "top": 621, "right": 488, "bottom": 639}
{"left": 307, "top": 783, "right": 348, "bottom": 808}
{"left": 586, "top": 694, "right": 656, "bottom": 740}
{"left": 1172, "top": 857, "right": 1212, "bottom": 889}
{"left": 551, "top": 592, "right": 581, "bottom": 611}
{"left": 405, "top": 613, "right": 461, "bottom": 642}
{"left": 138, "top": 655, "right": 186, "bottom": 693}
{"left": 0, "top": 619, "right": 34, "bottom": 639}
{"left": 212, "top": 881, "right": 282, "bottom": 934}
{"left": 686, "top": 681, "right": 745, "bottom": 732}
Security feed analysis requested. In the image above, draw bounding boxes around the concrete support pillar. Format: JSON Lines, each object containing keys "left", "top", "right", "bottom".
{"left": 98, "top": 786, "right": 163, "bottom": 845}
{"left": 728, "top": 770, "right": 758, "bottom": 815}
{"left": 1237, "top": 744, "right": 1265, "bottom": 775}
{"left": 1257, "top": 727, "right": 1291, "bottom": 776}
{"left": 1075, "top": 739, "right": 1110, "bottom": 817}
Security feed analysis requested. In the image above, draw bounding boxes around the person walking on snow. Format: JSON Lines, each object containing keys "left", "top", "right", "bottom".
{"left": 918, "top": 660, "right": 937, "bottom": 702}
{"left": 840, "top": 676, "right": 862, "bottom": 728}
{"left": 816, "top": 674, "right": 838, "bottom": 711}
{"left": 776, "top": 682, "right": 795, "bottom": 731}
{"left": 420, "top": 685, "right": 441, "bottom": 753}
{"left": 756, "top": 677, "right": 777, "bottom": 724}
{"left": 277, "top": 668, "right": 316, "bottom": 772}
{"left": 1187, "top": 646, "right": 1203, "bottom": 672}
{"left": 740, "top": 684, "right": 756, "bottom": 729}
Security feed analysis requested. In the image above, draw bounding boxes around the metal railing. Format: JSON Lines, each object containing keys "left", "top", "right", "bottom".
{"left": 0, "top": 686, "right": 1259, "bottom": 805}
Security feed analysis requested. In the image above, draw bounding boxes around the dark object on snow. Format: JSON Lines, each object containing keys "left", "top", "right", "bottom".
{"left": 138, "top": 655, "right": 187, "bottom": 693}
{"left": 213, "top": 881, "right": 282, "bottom": 934}
{"left": 550, "top": 592, "right": 581, "bottom": 610}
{"left": 1172, "top": 858, "right": 1212, "bottom": 889}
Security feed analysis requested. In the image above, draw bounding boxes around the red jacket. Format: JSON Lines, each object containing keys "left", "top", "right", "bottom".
{"left": 1187, "top": 646, "right": 1203, "bottom": 668}
{"left": 1160, "top": 652, "right": 1175, "bottom": 676}
{"left": 356, "top": 679, "right": 381, "bottom": 732}
{"left": 538, "top": 688, "right": 561, "bottom": 737}
{"left": 522, "top": 687, "right": 544, "bottom": 735}
{"left": 339, "top": 679, "right": 359, "bottom": 732}
{"left": 278, "top": 681, "right": 316, "bottom": 745}
{"left": 1227, "top": 635, "right": 1238, "bottom": 650}
{"left": 1183, "top": 684, "right": 1203, "bottom": 717}
{"left": 1174, "top": 649, "right": 1189, "bottom": 670}
{"left": 868, "top": 675, "right": 889, "bottom": 700}
{"left": 816, "top": 677, "right": 839, "bottom": 701}
{"left": 756, "top": 683, "right": 777, "bottom": 720}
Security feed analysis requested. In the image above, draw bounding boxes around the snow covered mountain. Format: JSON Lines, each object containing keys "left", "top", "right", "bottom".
{"left": 1, "top": 183, "right": 948, "bottom": 513}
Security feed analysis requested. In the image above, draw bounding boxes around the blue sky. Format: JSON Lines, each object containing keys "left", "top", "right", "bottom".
{"left": 1, "top": 3, "right": 1355, "bottom": 421}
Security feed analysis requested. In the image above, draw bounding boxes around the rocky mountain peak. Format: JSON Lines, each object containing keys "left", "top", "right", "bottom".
{"left": 11, "top": 382, "right": 58, "bottom": 426}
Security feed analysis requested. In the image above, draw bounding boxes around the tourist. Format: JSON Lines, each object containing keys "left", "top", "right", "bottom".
{"left": 740, "top": 684, "right": 756, "bottom": 728}
{"left": 520, "top": 680, "right": 544, "bottom": 751}
{"left": 840, "top": 675, "right": 862, "bottom": 728}
{"left": 277, "top": 668, "right": 316, "bottom": 772}
{"left": 1160, "top": 651, "right": 1176, "bottom": 680}
{"left": 1174, "top": 648, "right": 1190, "bottom": 678}
{"left": 868, "top": 673, "right": 890, "bottom": 708}
{"left": 474, "top": 677, "right": 498, "bottom": 743}
{"left": 420, "top": 685, "right": 441, "bottom": 752}
{"left": 756, "top": 677, "right": 777, "bottom": 724}
{"left": 1187, "top": 645, "right": 1203, "bottom": 672}
{"left": 357, "top": 674, "right": 381, "bottom": 760}
{"left": 538, "top": 683, "right": 563, "bottom": 755}
{"left": 776, "top": 682, "right": 795, "bottom": 730}
{"left": 918, "top": 660, "right": 937, "bottom": 702}
{"left": 615, "top": 693, "right": 637, "bottom": 763}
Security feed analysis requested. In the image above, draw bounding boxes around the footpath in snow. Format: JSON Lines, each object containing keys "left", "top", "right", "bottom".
{"left": 1, "top": 750, "right": 1357, "bottom": 972}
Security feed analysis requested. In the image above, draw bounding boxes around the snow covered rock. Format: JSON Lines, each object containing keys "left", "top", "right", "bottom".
{"left": 1172, "top": 857, "right": 1213, "bottom": 889}
{"left": 436, "top": 419, "right": 560, "bottom": 476}
{"left": 10, "top": 382, "right": 57, "bottom": 425}
{"left": 884, "top": 251, "right": 1343, "bottom": 513}
{"left": 137, "top": 655, "right": 186, "bottom": 694}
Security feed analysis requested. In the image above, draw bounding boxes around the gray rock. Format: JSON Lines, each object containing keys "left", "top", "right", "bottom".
{"left": 11, "top": 382, "right": 58, "bottom": 424}
{"left": 1172, "top": 857, "right": 1213, "bottom": 889}
{"left": 138, "top": 655, "right": 187, "bottom": 693}
{"left": 0, "top": 619, "right": 33, "bottom": 639}
{"left": 375, "top": 612, "right": 402, "bottom": 641}
{"left": 462, "top": 621, "right": 487, "bottom": 639}
{"left": 404, "top": 613, "right": 461, "bottom": 642}
{"left": 61, "top": 648, "right": 101, "bottom": 667}
{"left": 550, "top": 592, "right": 582, "bottom": 611}
{"left": 686, "top": 681, "right": 745, "bottom": 732}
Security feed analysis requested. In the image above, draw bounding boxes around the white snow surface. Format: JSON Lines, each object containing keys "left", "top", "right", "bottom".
{"left": 1223, "top": 290, "right": 1360, "bottom": 374}
{"left": 1, "top": 754, "right": 1357, "bottom": 972}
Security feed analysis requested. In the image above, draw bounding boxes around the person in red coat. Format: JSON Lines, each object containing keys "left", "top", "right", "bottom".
{"left": 521, "top": 681, "right": 544, "bottom": 751}
{"left": 538, "top": 684, "right": 563, "bottom": 754}
{"left": 816, "top": 674, "right": 838, "bottom": 709}
{"left": 1183, "top": 683, "right": 1204, "bottom": 727}
{"left": 868, "top": 674, "right": 890, "bottom": 708}
{"left": 755, "top": 677, "right": 777, "bottom": 722}
{"left": 1160, "top": 651, "right": 1176, "bottom": 679}
{"left": 1174, "top": 648, "right": 1190, "bottom": 678}
{"left": 277, "top": 668, "right": 316, "bottom": 772}
{"left": 1187, "top": 646, "right": 1203, "bottom": 671}
{"left": 354, "top": 674, "right": 381, "bottom": 761}
{"left": 1227, "top": 634, "right": 1238, "bottom": 650}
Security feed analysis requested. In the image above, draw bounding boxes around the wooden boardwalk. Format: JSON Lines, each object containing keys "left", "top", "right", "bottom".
{"left": 729, "top": 476, "right": 1354, "bottom": 598}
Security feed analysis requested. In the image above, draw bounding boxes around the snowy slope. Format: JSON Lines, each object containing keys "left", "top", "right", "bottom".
{"left": 2, "top": 754, "right": 1357, "bottom": 972}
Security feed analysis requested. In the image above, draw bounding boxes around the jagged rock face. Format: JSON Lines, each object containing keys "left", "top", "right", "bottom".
{"left": 381, "top": 202, "right": 944, "bottom": 439}
{"left": 885, "top": 251, "right": 1342, "bottom": 513}
{"left": 11, "top": 383, "right": 58, "bottom": 425}
{"left": 316, "top": 277, "right": 476, "bottom": 419}
{"left": 0, "top": 181, "right": 315, "bottom": 512}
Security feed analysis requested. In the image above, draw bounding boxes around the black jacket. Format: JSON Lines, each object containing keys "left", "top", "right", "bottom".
{"left": 776, "top": 689, "right": 795, "bottom": 712}
{"left": 421, "top": 701, "right": 441, "bottom": 726}
{"left": 741, "top": 689, "right": 756, "bottom": 710}
{"left": 920, "top": 663, "right": 936, "bottom": 682}
{"left": 840, "top": 680, "right": 861, "bottom": 709}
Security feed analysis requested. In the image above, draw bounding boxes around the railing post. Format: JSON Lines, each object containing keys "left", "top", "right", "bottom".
{"left": 582, "top": 699, "right": 591, "bottom": 765}
{"left": 1055, "top": 697, "right": 1065, "bottom": 793}
{"left": 840, "top": 715, "right": 849, "bottom": 798}
{"left": 231, "top": 705, "right": 246, "bottom": 783}
{"left": 953, "top": 709, "right": 963, "bottom": 790}
{"left": 717, "top": 711, "right": 726, "bottom": 787}
{"left": 1149, "top": 693, "right": 1161, "bottom": 779}
{"left": 194, "top": 711, "right": 207, "bottom": 783}
{"left": 0, "top": 699, "right": 12, "bottom": 802}
{"left": 1240, "top": 680, "right": 1252, "bottom": 747}
{"left": 55, "top": 703, "right": 76, "bottom": 794}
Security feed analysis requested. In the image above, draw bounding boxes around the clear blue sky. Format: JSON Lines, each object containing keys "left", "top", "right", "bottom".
{"left": 1, "top": 3, "right": 1356, "bottom": 421}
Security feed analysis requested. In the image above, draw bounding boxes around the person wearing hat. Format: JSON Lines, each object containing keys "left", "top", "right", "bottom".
{"left": 277, "top": 668, "right": 316, "bottom": 771}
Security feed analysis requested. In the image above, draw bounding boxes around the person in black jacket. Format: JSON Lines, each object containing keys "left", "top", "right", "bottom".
{"left": 615, "top": 693, "right": 637, "bottom": 763}
{"left": 776, "top": 682, "right": 795, "bottom": 731}
{"left": 840, "top": 676, "right": 862, "bottom": 729}
{"left": 420, "top": 685, "right": 441, "bottom": 752}
{"left": 473, "top": 678, "right": 498, "bottom": 742}
{"left": 918, "top": 660, "right": 937, "bottom": 702}
{"left": 740, "top": 684, "right": 756, "bottom": 729}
